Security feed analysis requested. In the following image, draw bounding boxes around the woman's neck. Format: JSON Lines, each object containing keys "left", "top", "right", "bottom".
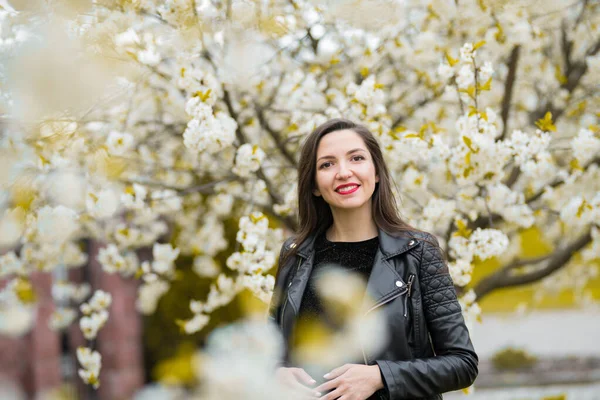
{"left": 326, "top": 205, "right": 378, "bottom": 242}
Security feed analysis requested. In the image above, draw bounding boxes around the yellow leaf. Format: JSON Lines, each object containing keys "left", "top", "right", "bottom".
{"left": 454, "top": 219, "right": 473, "bottom": 238}
{"left": 360, "top": 67, "right": 369, "bottom": 77}
{"left": 330, "top": 57, "right": 340, "bottom": 65}
{"left": 465, "top": 151, "right": 472, "bottom": 165}
{"left": 374, "top": 82, "right": 385, "bottom": 89}
{"left": 535, "top": 112, "right": 557, "bottom": 132}
{"left": 477, "top": 0, "right": 487, "bottom": 11}
{"left": 576, "top": 199, "right": 592, "bottom": 218}
{"left": 477, "top": 78, "right": 492, "bottom": 91}
{"left": 194, "top": 89, "right": 212, "bottom": 102}
{"left": 468, "top": 106, "right": 478, "bottom": 117}
{"left": 494, "top": 22, "right": 506, "bottom": 43}
{"left": 462, "top": 136, "right": 478, "bottom": 153}
{"left": 554, "top": 65, "right": 568, "bottom": 85}
{"left": 14, "top": 277, "right": 36, "bottom": 304}
{"left": 459, "top": 86, "right": 476, "bottom": 99}
{"left": 427, "top": 4, "right": 440, "bottom": 20}
{"left": 444, "top": 50, "right": 459, "bottom": 67}
{"left": 11, "top": 181, "right": 37, "bottom": 211}
{"left": 473, "top": 40, "right": 486, "bottom": 51}
{"left": 403, "top": 133, "right": 421, "bottom": 139}
{"left": 566, "top": 100, "right": 587, "bottom": 117}
{"left": 463, "top": 166, "right": 474, "bottom": 178}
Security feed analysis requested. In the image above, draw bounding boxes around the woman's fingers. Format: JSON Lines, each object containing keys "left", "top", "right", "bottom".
{"left": 292, "top": 368, "right": 317, "bottom": 386}
{"left": 315, "top": 376, "right": 339, "bottom": 393}
{"left": 319, "top": 387, "right": 343, "bottom": 400}
{"left": 288, "top": 379, "right": 321, "bottom": 399}
{"left": 323, "top": 363, "right": 351, "bottom": 380}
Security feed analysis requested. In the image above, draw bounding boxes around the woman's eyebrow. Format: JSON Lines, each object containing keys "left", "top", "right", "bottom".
{"left": 317, "top": 148, "right": 366, "bottom": 162}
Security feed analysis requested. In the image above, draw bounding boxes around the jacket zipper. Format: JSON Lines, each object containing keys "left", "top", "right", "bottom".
{"left": 360, "top": 286, "right": 409, "bottom": 365}
{"left": 403, "top": 274, "right": 415, "bottom": 318}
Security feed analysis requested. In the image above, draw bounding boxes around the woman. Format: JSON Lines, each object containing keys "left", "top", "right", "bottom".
{"left": 268, "top": 119, "right": 478, "bottom": 400}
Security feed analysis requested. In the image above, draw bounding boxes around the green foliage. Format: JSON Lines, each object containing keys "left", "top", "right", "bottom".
{"left": 491, "top": 347, "right": 538, "bottom": 371}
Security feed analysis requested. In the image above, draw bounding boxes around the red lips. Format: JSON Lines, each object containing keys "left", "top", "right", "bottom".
{"left": 335, "top": 183, "right": 360, "bottom": 192}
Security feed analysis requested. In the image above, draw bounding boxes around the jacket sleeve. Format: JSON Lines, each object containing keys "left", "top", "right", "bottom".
{"left": 268, "top": 238, "right": 294, "bottom": 368}
{"left": 375, "top": 234, "right": 478, "bottom": 399}
{"left": 267, "top": 237, "right": 294, "bottom": 326}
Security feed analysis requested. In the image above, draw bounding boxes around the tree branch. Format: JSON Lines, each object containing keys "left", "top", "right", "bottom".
{"left": 474, "top": 229, "right": 593, "bottom": 300}
{"left": 499, "top": 45, "right": 520, "bottom": 140}
{"left": 256, "top": 107, "right": 298, "bottom": 168}
{"left": 222, "top": 86, "right": 298, "bottom": 230}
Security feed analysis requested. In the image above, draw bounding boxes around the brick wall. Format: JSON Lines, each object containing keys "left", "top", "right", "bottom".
{"left": 0, "top": 241, "right": 144, "bottom": 399}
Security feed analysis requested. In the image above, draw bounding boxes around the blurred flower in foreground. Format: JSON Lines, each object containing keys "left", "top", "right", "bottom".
{"left": 292, "top": 266, "right": 388, "bottom": 373}
{"left": 196, "top": 319, "right": 287, "bottom": 400}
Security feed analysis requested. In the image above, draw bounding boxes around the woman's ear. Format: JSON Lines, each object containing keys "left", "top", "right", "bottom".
{"left": 313, "top": 188, "right": 321, "bottom": 196}
{"left": 375, "top": 174, "right": 380, "bottom": 183}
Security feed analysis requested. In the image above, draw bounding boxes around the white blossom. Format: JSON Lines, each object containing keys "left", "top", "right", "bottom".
{"left": 469, "top": 228, "right": 510, "bottom": 261}
{"left": 106, "top": 131, "right": 135, "bottom": 156}
{"left": 77, "top": 347, "right": 101, "bottom": 388}
{"left": 86, "top": 188, "right": 120, "bottom": 219}
{"left": 571, "top": 128, "right": 600, "bottom": 165}
{"left": 233, "top": 144, "right": 266, "bottom": 178}
{"left": 137, "top": 280, "right": 170, "bottom": 315}
{"left": 49, "top": 307, "right": 77, "bottom": 331}
{"left": 152, "top": 243, "right": 180, "bottom": 275}
{"left": 178, "top": 313, "right": 209, "bottom": 334}
{"left": 193, "top": 255, "right": 220, "bottom": 278}
{"left": 121, "top": 184, "right": 148, "bottom": 211}
{"left": 183, "top": 112, "right": 237, "bottom": 154}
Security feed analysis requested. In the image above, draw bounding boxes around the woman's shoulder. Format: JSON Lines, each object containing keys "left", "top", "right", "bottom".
{"left": 390, "top": 228, "right": 439, "bottom": 245}
{"left": 281, "top": 237, "right": 297, "bottom": 252}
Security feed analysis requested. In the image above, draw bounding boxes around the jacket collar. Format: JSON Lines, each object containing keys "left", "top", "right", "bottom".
{"left": 296, "top": 227, "right": 415, "bottom": 260}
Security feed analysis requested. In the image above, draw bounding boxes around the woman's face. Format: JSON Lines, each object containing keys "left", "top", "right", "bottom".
{"left": 313, "top": 129, "right": 379, "bottom": 212}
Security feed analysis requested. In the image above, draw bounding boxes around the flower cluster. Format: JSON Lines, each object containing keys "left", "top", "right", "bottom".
{"left": 79, "top": 290, "right": 111, "bottom": 340}
{"left": 183, "top": 95, "right": 237, "bottom": 154}
{"left": 49, "top": 281, "right": 91, "bottom": 331}
{"left": 458, "top": 289, "right": 481, "bottom": 333}
{"left": 346, "top": 76, "right": 386, "bottom": 117}
{"left": 233, "top": 144, "right": 266, "bottom": 178}
{"left": 485, "top": 184, "right": 535, "bottom": 228}
{"left": 77, "top": 347, "right": 102, "bottom": 389}
{"left": 97, "top": 244, "right": 139, "bottom": 277}
{"left": 449, "top": 227, "right": 510, "bottom": 263}
{"left": 571, "top": 128, "right": 600, "bottom": 165}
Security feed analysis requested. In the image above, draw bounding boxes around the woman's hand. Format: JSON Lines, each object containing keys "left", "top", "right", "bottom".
{"left": 315, "top": 364, "right": 384, "bottom": 400}
{"left": 275, "top": 367, "right": 322, "bottom": 399}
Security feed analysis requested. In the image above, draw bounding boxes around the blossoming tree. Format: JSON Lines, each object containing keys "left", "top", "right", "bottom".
{"left": 0, "top": 0, "right": 599, "bottom": 392}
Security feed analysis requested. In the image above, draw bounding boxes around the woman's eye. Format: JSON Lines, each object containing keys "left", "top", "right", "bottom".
{"left": 319, "top": 162, "right": 332, "bottom": 169}
{"left": 352, "top": 155, "right": 365, "bottom": 161}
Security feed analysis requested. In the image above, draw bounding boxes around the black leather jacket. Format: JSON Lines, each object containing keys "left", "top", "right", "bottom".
{"left": 268, "top": 228, "right": 478, "bottom": 399}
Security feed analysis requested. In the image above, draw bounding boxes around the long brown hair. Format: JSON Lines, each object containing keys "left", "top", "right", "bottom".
{"left": 282, "top": 118, "right": 416, "bottom": 266}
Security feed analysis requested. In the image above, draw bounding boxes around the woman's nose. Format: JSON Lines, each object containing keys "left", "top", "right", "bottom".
{"left": 336, "top": 164, "right": 353, "bottom": 179}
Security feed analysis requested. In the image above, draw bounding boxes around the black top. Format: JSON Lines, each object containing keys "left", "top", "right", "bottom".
{"left": 296, "top": 232, "right": 379, "bottom": 326}
{"left": 290, "top": 232, "right": 380, "bottom": 397}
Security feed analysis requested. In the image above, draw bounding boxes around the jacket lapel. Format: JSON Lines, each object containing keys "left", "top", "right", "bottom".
{"left": 361, "top": 229, "right": 418, "bottom": 313}
{"left": 284, "top": 228, "right": 419, "bottom": 321}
